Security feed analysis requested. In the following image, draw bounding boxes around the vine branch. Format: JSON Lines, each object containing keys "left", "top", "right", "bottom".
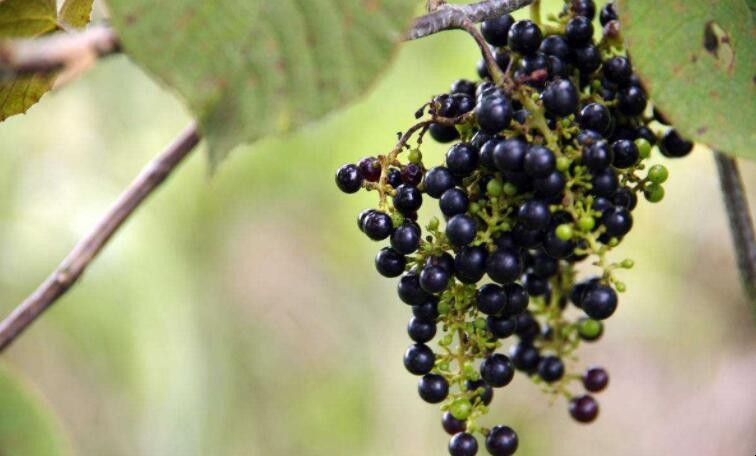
{"left": 714, "top": 152, "right": 756, "bottom": 306}
{"left": 407, "top": 0, "right": 534, "bottom": 40}
{"left": 0, "top": 25, "right": 119, "bottom": 77}
{"left": 0, "top": 123, "right": 200, "bottom": 351}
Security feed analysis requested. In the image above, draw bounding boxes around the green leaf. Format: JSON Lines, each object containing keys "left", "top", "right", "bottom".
{"left": 106, "top": 0, "right": 418, "bottom": 168}
{"left": 618, "top": 0, "right": 756, "bottom": 159}
{"left": 59, "top": 0, "right": 94, "bottom": 28}
{"left": 0, "top": 0, "right": 93, "bottom": 121}
{"left": 0, "top": 366, "right": 71, "bottom": 456}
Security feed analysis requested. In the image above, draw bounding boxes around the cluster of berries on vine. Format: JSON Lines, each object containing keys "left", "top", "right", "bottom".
{"left": 335, "top": 1, "right": 692, "bottom": 454}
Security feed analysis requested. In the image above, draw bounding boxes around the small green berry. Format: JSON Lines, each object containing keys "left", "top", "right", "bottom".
{"left": 438, "top": 361, "right": 450, "bottom": 371}
{"left": 635, "top": 138, "right": 652, "bottom": 159}
{"left": 578, "top": 215, "right": 595, "bottom": 232}
{"left": 438, "top": 300, "right": 450, "bottom": 315}
{"left": 440, "top": 334, "right": 453, "bottom": 346}
{"left": 449, "top": 397, "right": 473, "bottom": 420}
{"left": 578, "top": 319, "right": 602, "bottom": 339}
{"left": 647, "top": 164, "right": 669, "bottom": 184}
{"left": 644, "top": 183, "right": 665, "bottom": 202}
{"left": 615, "top": 281, "right": 626, "bottom": 292}
{"left": 556, "top": 156, "right": 571, "bottom": 172}
{"left": 391, "top": 211, "right": 405, "bottom": 227}
{"left": 474, "top": 318, "right": 487, "bottom": 330}
{"left": 470, "top": 202, "right": 481, "bottom": 213}
{"left": 428, "top": 217, "right": 439, "bottom": 231}
{"left": 463, "top": 363, "right": 478, "bottom": 380}
{"left": 502, "top": 182, "right": 518, "bottom": 196}
{"left": 621, "top": 258, "right": 635, "bottom": 268}
{"left": 486, "top": 179, "right": 503, "bottom": 197}
{"left": 555, "top": 224, "right": 573, "bottom": 241}
{"left": 408, "top": 148, "right": 422, "bottom": 164}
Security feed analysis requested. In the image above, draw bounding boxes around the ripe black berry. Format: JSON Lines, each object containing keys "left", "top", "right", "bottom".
{"left": 492, "top": 138, "right": 528, "bottom": 172}
{"left": 611, "top": 139, "right": 639, "bottom": 168}
{"left": 603, "top": 56, "right": 633, "bottom": 86}
{"left": 537, "top": 355, "right": 565, "bottom": 382}
{"left": 429, "top": 123, "right": 460, "bottom": 143}
{"left": 517, "top": 200, "right": 551, "bottom": 230}
{"left": 397, "top": 272, "right": 430, "bottom": 305}
{"left": 475, "top": 95, "right": 513, "bottom": 134}
{"left": 362, "top": 211, "right": 393, "bottom": 240}
{"left": 486, "top": 425, "right": 518, "bottom": 456}
{"left": 504, "top": 283, "right": 529, "bottom": 315}
{"left": 524, "top": 145, "right": 556, "bottom": 178}
{"left": 412, "top": 298, "right": 439, "bottom": 321}
{"left": 533, "top": 170, "right": 566, "bottom": 197}
{"left": 335, "top": 164, "right": 363, "bottom": 193}
{"left": 407, "top": 316, "right": 436, "bottom": 343}
{"left": 480, "top": 353, "right": 515, "bottom": 387}
{"left": 539, "top": 35, "right": 570, "bottom": 60}
{"left": 510, "top": 342, "right": 540, "bottom": 373}
{"left": 423, "top": 166, "right": 455, "bottom": 198}
{"left": 419, "top": 265, "right": 451, "bottom": 294}
{"left": 486, "top": 249, "right": 523, "bottom": 284}
{"left": 582, "top": 140, "right": 613, "bottom": 171}
{"left": 401, "top": 163, "right": 423, "bottom": 186}
{"left": 602, "top": 206, "right": 633, "bottom": 237}
{"left": 487, "top": 315, "right": 517, "bottom": 339}
{"left": 573, "top": 45, "right": 602, "bottom": 73}
{"left": 466, "top": 379, "right": 494, "bottom": 406}
{"left": 393, "top": 184, "right": 423, "bottom": 214}
{"left": 582, "top": 366, "right": 609, "bottom": 392}
{"left": 600, "top": 2, "right": 618, "bottom": 26}
{"left": 358, "top": 157, "right": 381, "bottom": 182}
{"left": 442, "top": 412, "right": 467, "bottom": 435}
{"left": 481, "top": 14, "right": 514, "bottom": 46}
{"left": 449, "top": 432, "right": 478, "bottom": 456}
{"left": 542, "top": 79, "right": 579, "bottom": 116}
{"left": 446, "top": 214, "right": 477, "bottom": 246}
{"left": 476, "top": 284, "right": 508, "bottom": 315}
{"left": 582, "top": 285, "right": 618, "bottom": 320}
{"left": 446, "top": 143, "right": 479, "bottom": 176}
{"left": 454, "top": 246, "right": 488, "bottom": 284}
{"left": 387, "top": 168, "right": 402, "bottom": 188}
{"left": 579, "top": 103, "right": 612, "bottom": 135}
{"left": 440, "top": 188, "right": 470, "bottom": 217}
{"left": 569, "top": 394, "right": 599, "bottom": 423}
{"left": 375, "top": 247, "right": 406, "bottom": 278}
{"left": 613, "top": 187, "right": 638, "bottom": 210}
{"left": 403, "top": 343, "right": 435, "bottom": 375}
{"left": 418, "top": 374, "right": 449, "bottom": 403}
{"left": 660, "top": 129, "right": 693, "bottom": 157}
{"left": 565, "top": 16, "right": 594, "bottom": 46}
{"left": 391, "top": 222, "right": 420, "bottom": 254}
{"left": 618, "top": 85, "right": 647, "bottom": 116}
{"left": 508, "top": 20, "right": 542, "bottom": 54}
{"left": 590, "top": 168, "right": 619, "bottom": 197}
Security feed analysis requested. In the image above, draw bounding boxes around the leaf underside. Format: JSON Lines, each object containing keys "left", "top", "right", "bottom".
{"left": 618, "top": 0, "right": 755, "bottom": 160}
{"left": 0, "top": 0, "right": 94, "bottom": 121}
{"left": 105, "top": 0, "right": 418, "bottom": 169}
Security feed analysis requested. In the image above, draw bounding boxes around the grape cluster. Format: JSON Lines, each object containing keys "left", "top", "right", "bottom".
{"left": 336, "top": 2, "right": 692, "bottom": 454}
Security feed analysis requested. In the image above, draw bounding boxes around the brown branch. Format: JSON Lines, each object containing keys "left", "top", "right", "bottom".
{"left": 0, "top": 25, "right": 119, "bottom": 77}
{"left": 714, "top": 152, "right": 756, "bottom": 306}
{"left": 0, "top": 123, "right": 200, "bottom": 351}
{"left": 407, "top": 0, "right": 534, "bottom": 40}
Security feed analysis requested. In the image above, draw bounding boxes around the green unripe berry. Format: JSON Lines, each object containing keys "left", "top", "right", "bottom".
{"left": 578, "top": 215, "right": 596, "bottom": 232}
{"left": 578, "top": 318, "right": 602, "bottom": 339}
{"left": 556, "top": 156, "right": 571, "bottom": 172}
{"left": 555, "top": 224, "right": 573, "bottom": 241}
{"left": 428, "top": 217, "right": 439, "bottom": 231}
{"left": 449, "top": 398, "right": 473, "bottom": 420}
{"left": 408, "top": 148, "right": 422, "bottom": 164}
{"left": 615, "top": 281, "right": 626, "bottom": 292}
{"left": 502, "top": 182, "right": 518, "bottom": 196}
{"left": 644, "top": 183, "right": 665, "bottom": 203}
{"left": 621, "top": 258, "right": 635, "bottom": 269}
{"left": 438, "top": 300, "right": 450, "bottom": 315}
{"left": 635, "top": 138, "right": 652, "bottom": 159}
{"left": 647, "top": 164, "right": 669, "bottom": 184}
{"left": 391, "top": 212, "right": 405, "bottom": 227}
{"left": 474, "top": 318, "right": 487, "bottom": 330}
{"left": 438, "top": 361, "right": 450, "bottom": 371}
{"left": 440, "top": 334, "right": 453, "bottom": 346}
{"left": 470, "top": 202, "right": 481, "bottom": 214}
{"left": 486, "top": 179, "right": 503, "bottom": 197}
{"left": 463, "top": 363, "right": 478, "bottom": 380}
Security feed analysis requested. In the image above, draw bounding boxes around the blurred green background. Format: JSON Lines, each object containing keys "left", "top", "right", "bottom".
{"left": 1, "top": 2, "right": 755, "bottom": 455}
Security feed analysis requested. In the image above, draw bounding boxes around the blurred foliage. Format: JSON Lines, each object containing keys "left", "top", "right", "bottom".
{"left": 0, "top": 1, "right": 754, "bottom": 455}
{"left": 618, "top": 0, "right": 755, "bottom": 159}
{"left": 0, "top": 367, "right": 70, "bottom": 455}
{"left": 0, "top": 0, "right": 93, "bottom": 120}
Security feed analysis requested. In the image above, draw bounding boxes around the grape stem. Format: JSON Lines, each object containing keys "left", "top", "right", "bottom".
{"left": 714, "top": 152, "right": 756, "bottom": 308}
{"left": 407, "top": 0, "right": 534, "bottom": 41}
